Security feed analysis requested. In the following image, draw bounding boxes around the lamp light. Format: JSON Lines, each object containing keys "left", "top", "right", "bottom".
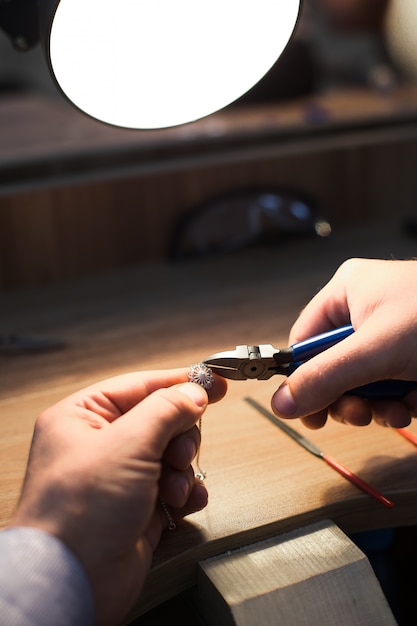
{"left": 35, "top": 0, "right": 300, "bottom": 129}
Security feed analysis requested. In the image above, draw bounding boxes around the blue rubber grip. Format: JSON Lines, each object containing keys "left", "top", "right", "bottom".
{"left": 345, "top": 380, "right": 417, "bottom": 400}
{"left": 291, "top": 325, "right": 354, "bottom": 361}
{"left": 290, "top": 324, "right": 417, "bottom": 400}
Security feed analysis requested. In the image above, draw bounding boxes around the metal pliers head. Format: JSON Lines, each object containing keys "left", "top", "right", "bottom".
{"left": 203, "top": 325, "right": 417, "bottom": 400}
{"left": 203, "top": 344, "right": 292, "bottom": 380}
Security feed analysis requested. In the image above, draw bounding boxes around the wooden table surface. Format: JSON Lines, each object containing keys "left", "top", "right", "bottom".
{"left": 1, "top": 220, "right": 417, "bottom": 620}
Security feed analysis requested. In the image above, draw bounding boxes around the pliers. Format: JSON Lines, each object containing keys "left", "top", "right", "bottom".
{"left": 203, "top": 324, "right": 417, "bottom": 399}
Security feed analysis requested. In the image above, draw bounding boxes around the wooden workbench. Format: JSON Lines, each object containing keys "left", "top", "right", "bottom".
{"left": 1, "top": 221, "right": 417, "bottom": 623}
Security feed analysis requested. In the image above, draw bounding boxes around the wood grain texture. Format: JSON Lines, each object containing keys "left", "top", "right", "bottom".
{"left": 1, "top": 222, "right": 417, "bottom": 620}
{"left": 197, "top": 520, "right": 396, "bottom": 626}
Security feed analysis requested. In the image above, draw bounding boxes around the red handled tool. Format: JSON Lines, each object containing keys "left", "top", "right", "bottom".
{"left": 245, "top": 397, "right": 394, "bottom": 508}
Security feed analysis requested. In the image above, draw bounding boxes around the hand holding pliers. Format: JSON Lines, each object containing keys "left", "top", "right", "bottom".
{"left": 204, "top": 325, "right": 417, "bottom": 399}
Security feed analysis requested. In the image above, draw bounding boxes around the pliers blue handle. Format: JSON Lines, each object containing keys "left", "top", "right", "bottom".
{"left": 203, "top": 324, "right": 417, "bottom": 400}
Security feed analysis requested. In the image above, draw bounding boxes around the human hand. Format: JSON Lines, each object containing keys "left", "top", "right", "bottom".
{"left": 271, "top": 258, "right": 417, "bottom": 429}
{"left": 9, "top": 368, "right": 227, "bottom": 625}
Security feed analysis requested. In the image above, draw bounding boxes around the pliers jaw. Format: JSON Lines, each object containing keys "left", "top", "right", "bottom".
{"left": 203, "top": 325, "right": 417, "bottom": 399}
{"left": 203, "top": 326, "right": 359, "bottom": 382}
{"left": 203, "top": 344, "right": 293, "bottom": 380}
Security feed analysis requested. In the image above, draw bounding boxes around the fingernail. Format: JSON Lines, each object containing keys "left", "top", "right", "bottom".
{"left": 178, "top": 382, "right": 207, "bottom": 407}
{"left": 272, "top": 383, "right": 297, "bottom": 417}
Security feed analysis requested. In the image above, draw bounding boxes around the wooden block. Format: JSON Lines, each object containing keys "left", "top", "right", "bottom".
{"left": 197, "top": 520, "right": 396, "bottom": 626}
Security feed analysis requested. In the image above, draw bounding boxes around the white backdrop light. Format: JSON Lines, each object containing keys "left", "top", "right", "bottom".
{"left": 46, "top": 0, "right": 301, "bottom": 129}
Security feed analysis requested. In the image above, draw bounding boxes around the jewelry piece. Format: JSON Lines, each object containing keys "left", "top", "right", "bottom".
{"left": 160, "top": 498, "right": 176, "bottom": 531}
{"left": 188, "top": 363, "right": 214, "bottom": 480}
{"left": 188, "top": 363, "right": 214, "bottom": 390}
{"left": 194, "top": 414, "right": 206, "bottom": 481}
{"left": 159, "top": 363, "right": 214, "bottom": 530}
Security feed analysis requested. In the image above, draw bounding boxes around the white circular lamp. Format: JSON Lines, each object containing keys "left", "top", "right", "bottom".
{"left": 39, "top": 0, "right": 301, "bottom": 129}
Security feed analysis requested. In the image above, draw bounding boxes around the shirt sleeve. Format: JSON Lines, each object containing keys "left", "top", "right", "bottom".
{"left": 0, "top": 527, "right": 95, "bottom": 626}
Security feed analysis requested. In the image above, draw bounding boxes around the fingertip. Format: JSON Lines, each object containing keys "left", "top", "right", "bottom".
{"left": 272, "top": 383, "right": 298, "bottom": 418}
{"left": 164, "top": 479, "right": 208, "bottom": 524}
{"left": 329, "top": 396, "right": 372, "bottom": 427}
{"left": 178, "top": 382, "right": 208, "bottom": 407}
{"left": 208, "top": 374, "right": 228, "bottom": 404}
{"left": 178, "top": 372, "right": 227, "bottom": 406}
{"left": 188, "top": 479, "right": 209, "bottom": 512}
{"left": 403, "top": 390, "right": 417, "bottom": 417}
{"left": 371, "top": 400, "right": 412, "bottom": 429}
{"left": 300, "top": 412, "right": 328, "bottom": 430}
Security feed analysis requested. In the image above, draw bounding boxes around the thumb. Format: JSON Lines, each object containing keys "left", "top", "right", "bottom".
{"left": 271, "top": 330, "right": 385, "bottom": 419}
{"left": 112, "top": 382, "right": 208, "bottom": 459}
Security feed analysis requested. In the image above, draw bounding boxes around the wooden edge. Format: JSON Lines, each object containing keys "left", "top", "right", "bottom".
{"left": 196, "top": 520, "right": 397, "bottom": 626}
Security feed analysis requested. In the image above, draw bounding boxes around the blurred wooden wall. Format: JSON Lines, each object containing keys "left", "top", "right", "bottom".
{"left": 1, "top": 90, "right": 417, "bottom": 290}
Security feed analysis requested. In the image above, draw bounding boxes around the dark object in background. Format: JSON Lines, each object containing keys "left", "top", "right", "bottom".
{"left": 169, "top": 187, "right": 331, "bottom": 261}
{"left": 403, "top": 217, "right": 417, "bottom": 239}
{"left": 0, "top": 334, "right": 66, "bottom": 356}
{"left": 0, "top": 0, "right": 39, "bottom": 50}
{"left": 231, "top": 40, "right": 318, "bottom": 106}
